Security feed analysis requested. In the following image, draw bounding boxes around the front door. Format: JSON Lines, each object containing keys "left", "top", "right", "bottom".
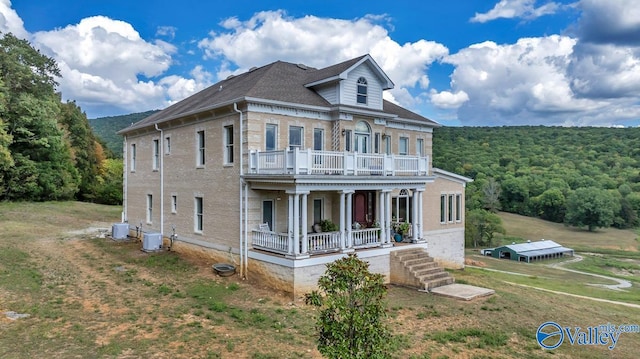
{"left": 353, "top": 191, "right": 375, "bottom": 227}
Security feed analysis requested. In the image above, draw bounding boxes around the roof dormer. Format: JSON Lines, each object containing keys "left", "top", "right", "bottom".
{"left": 305, "top": 54, "right": 394, "bottom": 111}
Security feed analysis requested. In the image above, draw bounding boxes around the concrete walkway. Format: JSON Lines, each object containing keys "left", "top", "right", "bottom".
{"left": 428, "top": 283, "right": 495, "bottom": 301}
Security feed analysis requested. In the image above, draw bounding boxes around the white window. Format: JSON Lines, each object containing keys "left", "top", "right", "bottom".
{"left": 289, "top": 126, "right": 303, "bottom": 150}
{"left": 344, "top": 129, "right": 352, "bottom": 151}
{"left": 416, "top": 138, "right": 424, "bottom": 157}
{"left": 146, "top": 194, "right": 153, "bottom": 224}
{"left": 455, "top": 194, "right": 462, "bottom": 222}
{"left": 399, "top": 137, "right": 408, "bottom": 156}
{"left": 224, "top": 125, "right": 234, "bottom": 164}
{"left": 392, "top": 189, "right": 412, "bottom": 223}
{"left": 165, "top": 136, "right": 171, "bottom": 155}
{"left": 196, "top": 130, "right": 205, "bottom": 166}
{"left": 130, "top": 143, "right": 136, "bottom": 172}
{"left": 357, "top": 77, "right": 367, "bottom": 104}
{"left": 448, "top": 194, "right": 454, "bottom": 222}
{"left": 440, "top": 194, "right": 446, "bottom": 224}
{"left": 313, "top": 198, "right": 324, "bottom": 224}
{"left": 195, "top": 197, "right": 203, "bottom": 232}
{"left": 384, "top": 135, "right": 391, "bottom": 155}
{"left": 171, "top": 195, "right": 177, "bottom": 214}
{"left": 374, "top": 133, "right": 381, "bottom": 153}
{"left": 262, "top": 200, "right": 274, "bottom": 232}
{"left": 266, "top": 124, "right": 277, "bottom": 151}
{"left": 152, "top": 139, "right": 159, "bottom": 170}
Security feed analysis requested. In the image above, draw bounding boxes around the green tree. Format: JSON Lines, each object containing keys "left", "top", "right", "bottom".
{"left": 305, "top": 253, "right": 391, "bottom": 359}
{"left": 94, "top": 158, "right": 123, "bottom": 205}
{"left": 465, "top": 209, "right": 506, "bottom": 248}
{"left": 533, "top": 188, "right": 566, "bottom": 222}
{"left": 565, "top": 187, "right": 619, "bottom": 231}
{"left": 0, "top": 33, "right": 79, "bottom": 200}
{"left": 482, "top": 177, "right": 501, "bottom": 212}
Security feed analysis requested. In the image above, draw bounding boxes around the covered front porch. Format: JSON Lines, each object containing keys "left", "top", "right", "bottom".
{"left": 244, "top": 175, "right": 432, "bottom": 259}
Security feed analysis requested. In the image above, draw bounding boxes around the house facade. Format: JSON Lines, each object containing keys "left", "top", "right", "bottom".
{"left": 119, "top": 55, "right": 471, "bottom": 295}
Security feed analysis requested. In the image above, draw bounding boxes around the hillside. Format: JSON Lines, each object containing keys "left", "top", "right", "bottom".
{"left": 433, "top": 126, "right": 640, "bottom": 228}
{"left": 88, "top": 110, "right": 159, "bottom": 156}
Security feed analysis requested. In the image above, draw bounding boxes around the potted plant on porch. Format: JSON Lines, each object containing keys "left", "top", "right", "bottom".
{"left": 393, "top": 222, "right": 410, "bottom": 242}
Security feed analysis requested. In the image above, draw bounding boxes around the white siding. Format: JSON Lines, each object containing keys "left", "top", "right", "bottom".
{"left": 315, "top": 83, "right": 339, "bottom": 104}
{"left": 339, "top": 63, "right": 383, "bottom": 110}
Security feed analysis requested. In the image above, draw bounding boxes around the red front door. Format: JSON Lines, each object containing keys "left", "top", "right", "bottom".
{"left": 353, "top": 191, "right": 375, "bottom": 227}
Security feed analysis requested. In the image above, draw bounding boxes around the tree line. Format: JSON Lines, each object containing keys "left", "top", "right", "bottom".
{"left": 433, "top": 125, "right": 640, "bottom": 242}
{"left": 0, "top": 33, "right": 121, "bottom": 204}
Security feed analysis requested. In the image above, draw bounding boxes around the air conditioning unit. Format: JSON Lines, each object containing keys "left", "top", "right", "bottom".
{"left": 142, "top": 232, "right": 163, "bottom": 252}
{"left": 111, "top": 223, "right": 129, "bottom": 240}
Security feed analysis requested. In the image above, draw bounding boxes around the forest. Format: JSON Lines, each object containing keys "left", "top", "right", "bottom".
{"left": 0, "top": 33, "right": 121, "bottom": 204}
{"left": 433, "top": 126, "right": 640, "bottom": 237}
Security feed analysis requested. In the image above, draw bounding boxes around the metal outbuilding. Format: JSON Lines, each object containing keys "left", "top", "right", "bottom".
{"left": 481, "top": 240, "right": 574, "bottom": 263}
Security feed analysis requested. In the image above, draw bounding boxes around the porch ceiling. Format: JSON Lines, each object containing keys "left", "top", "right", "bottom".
{"left": 243, "top": 174, "right": 433, "bottom": 191}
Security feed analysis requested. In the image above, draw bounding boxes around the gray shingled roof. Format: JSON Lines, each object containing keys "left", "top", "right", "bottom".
{"left": 120, "top": 55, "right": 437, "bottom": 133}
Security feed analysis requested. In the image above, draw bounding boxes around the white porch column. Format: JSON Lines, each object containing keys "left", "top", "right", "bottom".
{"left": 385, "top": 190, "right": 392, "bottom": 246}
{"left": 378, "top": 191, "right": 387, "bottom": 243}
{"left": 417, "top": 188, "right": 424, "bottom": 243}
{"left": 339, "top": 191, "right": 346, "bottom": 249}
{"left": 293, "top": 193, "right": 300, "bottom": 254}
{"left": 346, "top": 191, "right": 353, "bottom": 248}
{"left": 412, "top": 189, "right": 419, "bottom": 243}
{"left": 301, "top": 192, "right": 309, "bottom": 255}
{"left": 287, "top": 194, "right": 294, "bottom": 255}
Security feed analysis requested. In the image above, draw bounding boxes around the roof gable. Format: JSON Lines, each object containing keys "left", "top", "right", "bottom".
{"left": 304, "top": 54, "right": 394, "bottom": 90}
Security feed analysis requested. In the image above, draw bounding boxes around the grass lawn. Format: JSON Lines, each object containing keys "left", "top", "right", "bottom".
{"left": 1, "top": 202, "right": 639, "bottom": 358}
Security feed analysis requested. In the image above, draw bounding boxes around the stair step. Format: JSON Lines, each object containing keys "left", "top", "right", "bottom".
{"left": 417, "top": 272, "right": 451, "bottom": 281}
{"left": 408, "top": 262, "right": 439, "bottom": 271}
{"left": 413, "top": 267, "right": 445, "bottom": 277}
{"left": 423, "top": 277, "right": 455, "bottom": 290}
{"left": 404, "top": 257, "right": 434, "bottom": 267}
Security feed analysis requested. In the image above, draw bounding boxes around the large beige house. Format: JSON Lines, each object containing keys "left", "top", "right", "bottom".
{"left": 119, "top": 54, "right": 471, "bottom": 295}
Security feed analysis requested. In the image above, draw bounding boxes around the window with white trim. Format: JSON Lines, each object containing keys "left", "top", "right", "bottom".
{"left": 455, "top": 194, "right": 462, "bottom": 221}
{"left": 171, "top": 195, "right": 177, "bottom": 214}
{"left": 416, "top": 138, "right": 424, "bottom": 157}
{"left": 224, "top": 125, "right": 234, "bottom": 164}
{"left": 357, "top": 77, "right": 368, "bottom": 104}
{"left": 146, "top": 194, "right": 153, "bottom": 224}
{"left": 440, "top": 194, "right": 446, "bottom": 223}
{"left": 195, "top": 197, "right": 203, "bottom": 232}
{"left": 152, "top": 139, "right": 159, "bottom": 170}
{"left": 448, "top": 194, "right": 454, "bottom": 222}
{"left": 165, "top": 136, "right": 171, "bottom": 155}
{"left": 289, "top": 126, "right": 303, "bottom": 150}
{"left": 399, "top": 137, "right": 408, "bottom": 156}
{"left": 265, "top": 124, "right": 277, "bottom": 151}
{"left": 196, "top": 130, "right": 205, "bottom": 166}
{"left": 130, "top": 143, "right": 136, "bottom": 172}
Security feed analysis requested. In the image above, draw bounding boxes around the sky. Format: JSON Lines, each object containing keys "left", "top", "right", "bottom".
{"left": 1, "top": 0, "right": 639, "bottom": 127}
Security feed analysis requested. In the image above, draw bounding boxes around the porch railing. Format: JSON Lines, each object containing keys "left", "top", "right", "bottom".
{"left": 252, "top": 230, "right": 289, "bottom": 254}
{"left": 251, "top": 228, "right": 384, "bottom": 256}
{"left": 249, "top": 149, "right": 429, "bottom": 176}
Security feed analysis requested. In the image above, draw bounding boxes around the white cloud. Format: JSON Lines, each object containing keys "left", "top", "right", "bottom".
{"left": 574, "top": 0, "right": 640, "bottom": 45}
{"left": 442, "top": 35, "right": 612, "bottom": 125}
{"left": 0, "top": 0, "right": 27, "bottom": 39}
{"left": 28, "top": 15, "right": 210, "bottom": 115}
{"left": 198, "top": 11, "right": 448, "bottom": 106}
{"left": 471, "top": 0, "right": 561, "bottom": 23}
{"left": 430, "top": 90, "right": 469, "bottom": 109}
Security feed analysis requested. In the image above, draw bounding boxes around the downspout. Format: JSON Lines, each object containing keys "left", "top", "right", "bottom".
{"left": 155, "top": 124, "right": 164, "bottom": 237}
{"left": 123, "top": 136, "right": 128, "bottom": 223}
{"left": 234, "top": 102, "right": 246, "bottom": 279}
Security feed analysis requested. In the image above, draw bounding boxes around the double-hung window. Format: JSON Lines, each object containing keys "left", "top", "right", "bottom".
{"left": 399, "top": 137, "right": 408, "bottom": 156}
{"left": 196, "top": 130, "right": 205, "bottom": 166}
{"left": 357, "top": 77, "right": 367, "bottom": 104}
{"left": 195, "top": 197, "right": 203, "bottom": 232}
{"left": 130, "top": 144, "right": 136, "bottom": 171}
{"left": 152, "top": 139, "right": 159, "bottom": 170}
{"left": 289, "top": 126, "right": 303, "bottom": 150}
{"left": 265, "top": 124, "right": 277, "bottom": 151}
{"left": 224, "top": 125, "right": 234, "bottom": 164}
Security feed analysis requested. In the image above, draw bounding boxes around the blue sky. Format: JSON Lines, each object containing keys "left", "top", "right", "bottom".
{"left": 2, "top": 0, "right": 639, "bottom": 126}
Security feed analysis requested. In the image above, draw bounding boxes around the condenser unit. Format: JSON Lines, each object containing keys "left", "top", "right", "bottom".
{"left": 111, "top": 223, "right": 129, "bottom": 240}
{"left": 142, "top": 232, "right": 163, "bottom": 252}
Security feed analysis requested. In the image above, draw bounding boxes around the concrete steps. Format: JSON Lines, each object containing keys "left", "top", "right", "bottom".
{"left": 390, "top": 248, "right": 454, "bottom": 291}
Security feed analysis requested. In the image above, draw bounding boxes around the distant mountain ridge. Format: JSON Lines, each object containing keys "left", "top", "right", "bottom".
{"left": 88, "top": 110, "right": 159, "bottom": 157}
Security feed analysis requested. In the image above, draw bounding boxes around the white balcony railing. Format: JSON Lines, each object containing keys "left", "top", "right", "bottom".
{"left": 249, "top": 149, "right": 429, "bottom": 176}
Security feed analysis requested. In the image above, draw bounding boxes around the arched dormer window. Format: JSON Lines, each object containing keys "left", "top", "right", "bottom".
{"left": 357, "top": 77, "right": 367, "bottom": 104}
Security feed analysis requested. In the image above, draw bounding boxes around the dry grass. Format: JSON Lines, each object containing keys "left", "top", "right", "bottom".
{"left": 1, "top": 202, "right": 639, "bottom": 358}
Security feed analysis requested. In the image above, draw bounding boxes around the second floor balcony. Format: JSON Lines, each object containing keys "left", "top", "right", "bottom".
{"left": 248, "top": 149, "right": 429, "bottom": 176}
